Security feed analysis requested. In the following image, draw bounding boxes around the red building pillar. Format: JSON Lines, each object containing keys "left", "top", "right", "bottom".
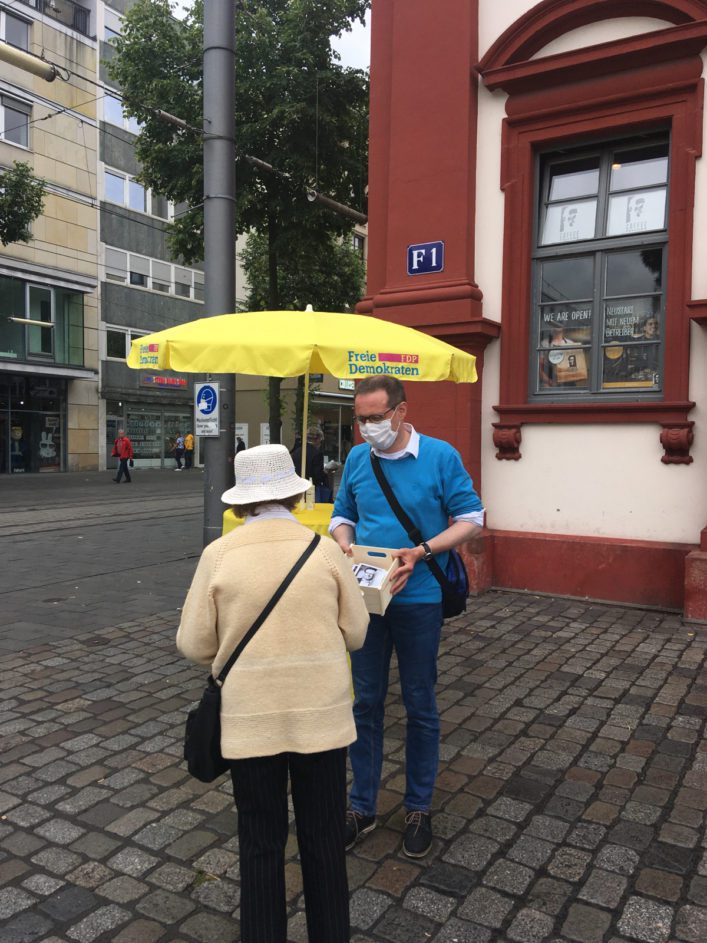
{"left": 360, "top": 0, "right": 499, "bottom": 487}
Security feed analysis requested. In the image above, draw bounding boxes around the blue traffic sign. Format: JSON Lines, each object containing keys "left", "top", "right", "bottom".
{"left": 407, "top": 240, "right": 444, "bottom": 276}
{"left": 196, "top": 384, "right": 218, "bottom": 415}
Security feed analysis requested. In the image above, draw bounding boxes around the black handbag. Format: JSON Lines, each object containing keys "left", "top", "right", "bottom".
{"left": 370, "top": 454, "right": 469, "bottom": 619}
{"left": 184, "top": 532, "right": 321, "bottom": 782}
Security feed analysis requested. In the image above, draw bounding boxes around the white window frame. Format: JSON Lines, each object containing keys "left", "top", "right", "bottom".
{"left": 103, "top": 167, "right": 173, "bottom": 219}
{"left": 104, "top": 324, "right": 150, "bottom": 362}
{"left": 103, "top": 93, "right": 141, "bottom": 135}
{"left": 104, "top": 8, "right": 122, "bottom": 45}
{"left": 102, "top": 247, "right": 202, "bottom": 301}
{"left": 0, "top": 93, "right": 30, "bottom": 149}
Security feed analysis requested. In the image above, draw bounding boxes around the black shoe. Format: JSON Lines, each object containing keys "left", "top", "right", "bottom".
{"left": 113, "top": 479, "right": 119, "bottom": 483}
{"left": 344, "top": 810, "right": 376, "bottom": 851}
{"left": 403, "top": 811, "right": 432, "bottom": 858}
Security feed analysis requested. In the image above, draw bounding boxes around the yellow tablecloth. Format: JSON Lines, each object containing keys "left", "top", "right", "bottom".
{"left": 222, "top": 503, "right": 334, "bottom": 537}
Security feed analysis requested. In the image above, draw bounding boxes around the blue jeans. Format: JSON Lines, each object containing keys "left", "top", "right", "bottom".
{"left": 349, "top": 602, "right": 443, "bottom": 815}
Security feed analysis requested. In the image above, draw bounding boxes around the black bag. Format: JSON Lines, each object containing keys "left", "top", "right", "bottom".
{"left": 184, "top": 532, "right": 321, "bottom": 782}
{"left": 370, "top": 454, "right": 469, "bottom": 619}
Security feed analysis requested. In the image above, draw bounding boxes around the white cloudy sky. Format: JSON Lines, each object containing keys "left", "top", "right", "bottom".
{"left": 172, "top": 4, "right": 371, "bottom": 70}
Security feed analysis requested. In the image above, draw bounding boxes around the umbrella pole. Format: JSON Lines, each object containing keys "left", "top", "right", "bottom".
{"left": 301, "top": 373, "right": 310, "bottom": 480}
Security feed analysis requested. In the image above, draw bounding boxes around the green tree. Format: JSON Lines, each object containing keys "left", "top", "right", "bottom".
{"left": 109, "top": 0, "right": 369, "bottom": 442}
{"left": 239, "top": 229, "right": 366, "bottom": 434}
{"left": 0, "top": 162, "right": 45, "bottom": 247}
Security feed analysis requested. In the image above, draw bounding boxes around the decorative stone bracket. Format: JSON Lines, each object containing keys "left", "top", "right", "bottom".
{"left": 492, "top": 424, "right": 522, "bottom": 461}
{"left": 660, "top": 422, "right": 695, "bottom": 464}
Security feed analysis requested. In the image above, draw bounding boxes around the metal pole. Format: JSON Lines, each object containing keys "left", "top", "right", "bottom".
{"left": 202, "top": 0, "right": 237, "bottom": 546}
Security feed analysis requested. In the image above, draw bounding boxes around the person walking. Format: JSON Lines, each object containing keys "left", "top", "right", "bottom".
{"left": 111, "top": 429, "right": 134, "bottom": 484}
{"left": 177, "top": 444, "right": 369, "bottom": 943}
{"left": 174, "top": 432, "right": 185, "bottom": 470}
{"left": 291, "top": 426, "right": 330, "bottom": 502}
{"left": 184, "top": 431, "right": 194, "bottom": 469}
{"left": 330, "top": 375, "right": 485, "bottom": 858}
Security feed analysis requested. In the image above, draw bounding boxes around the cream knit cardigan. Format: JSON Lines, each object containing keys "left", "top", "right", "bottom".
{"left": 177, "top": 518, "right": 369, "bottom": 759}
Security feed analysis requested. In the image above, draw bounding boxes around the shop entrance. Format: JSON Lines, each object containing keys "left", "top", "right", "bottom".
{"left": 105, "top": 403, "right": 192, "bottom": 469}
{"left": 0, "top": 375, "right": 65, "bottom": 473}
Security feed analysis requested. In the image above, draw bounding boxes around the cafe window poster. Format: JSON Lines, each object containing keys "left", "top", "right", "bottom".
{"left": 602, "top": 299, "right": 662, "bottom": 389}
{"left": 541, "top": 199, "right": 597, "bottom": 245}
{"left": 607, "top": 188, "right": 666, "bottom": 237}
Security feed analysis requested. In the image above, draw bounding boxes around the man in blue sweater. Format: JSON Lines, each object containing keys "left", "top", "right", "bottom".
{"left": 330, "top": 375, "right": 484, "bottom": 857}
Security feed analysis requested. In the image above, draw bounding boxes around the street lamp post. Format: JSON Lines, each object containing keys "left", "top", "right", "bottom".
{"left": 202, "top": 0, "right": 237, "bottom": 546}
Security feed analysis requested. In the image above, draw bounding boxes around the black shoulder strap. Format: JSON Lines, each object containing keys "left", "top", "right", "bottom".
{"left": 215, "top": 532, "right": 321, "bottom": 685}
{"left": 369, "top": 453, "right": 451, "bottom": 591}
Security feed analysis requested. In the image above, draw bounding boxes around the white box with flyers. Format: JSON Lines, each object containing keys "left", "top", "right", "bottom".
{"left": 350, "top": 545, "right": 400, "bottom": 615}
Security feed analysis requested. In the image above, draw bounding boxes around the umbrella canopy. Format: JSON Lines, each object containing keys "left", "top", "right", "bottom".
{"left": 127, "top": 309, "right": 477, "bottom": 383}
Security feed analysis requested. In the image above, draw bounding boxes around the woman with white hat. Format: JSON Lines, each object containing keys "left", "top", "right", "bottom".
{"left": 177, "top": 444, "right": 368, "bottom": 943}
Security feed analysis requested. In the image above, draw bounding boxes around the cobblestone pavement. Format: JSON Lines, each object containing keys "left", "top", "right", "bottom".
{"left": 0, "top": 591, "right": 705, "bottom": 942}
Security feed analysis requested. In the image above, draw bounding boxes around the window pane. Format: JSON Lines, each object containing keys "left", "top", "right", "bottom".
{"left": 152, "top": 261, "right": 171, "bottom": 292}
{"left": 129, "top": 272, "right": 147, "bottom": 287}
{"left": 607, "top": 189, "right": 666, "bottom": 236}
{"left": 539, "top": 345, "right": 591, "bottom": 390}
{"left": 610, "top": 144, "right": 668, "bottom": 191}
{"left": 104, "top": 95, "right": 124, "bottom": 126}
{"left": 604, "top": 298, "right": 661, "bottom": 342}
{"left": 539, "top": 303, "right": 592, "bottom": 345}
{"left": 602, "top": 342, "right": 660, "bottom": 389}
{"left": 5, "top": 14, "right": 29, "bottom": 50}
{"left": 541, "top": 199, "right": 597, "bottom": 245}
{"left": 605, "top": 248, "right": 662, "bottom": 296}
{"left": 128, "top": 180, "right": 146, "bottom": 212}
{"left": 105, "top": 26, "right": 121, "bottom": 44}
{"left": 540, "top": 257, "right": 594, "bottom": 303}
{"left": 126, "top": 114, "right": 141, "bottom": 135}
{"left": 193, "top": 272, "right": 204, "bottom": 301}
{"left": 28, "top": 287, "right": 53, "bottom": 356}
{"left": 548, "top": 158, "right": 600, "bottom": 200}
{"left": 105, "top": 248, "right": 127, "bottom": 282}
{"left": 105, "top": 171, "right": 124, "bottom": 204}
{"left": 130, "top": 255, "right": 150, "bottom": 276}
{"left": 107, "top": 329, "right": 126, "bottom": 359}
{"left": 151, "top": 194, "right": 169, "bottom": 219}
{"left": 4, "top": 103, "right": 29, "bottom": 147}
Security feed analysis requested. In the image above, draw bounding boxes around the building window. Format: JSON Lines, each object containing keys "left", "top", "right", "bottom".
{"left": 103, "top": 94, "right": 141, "bottom": 135}
{"left": 0, "top": 276, "right": 84, "bottom": 367}
{"left": 533, "top": 138, "right": 667, "bottom": 399}
{"left": 104, "top": 8, "right": 122, "bottom": 44}
{"left": 105, "top": 325, "right": 149, "bottom": 361}
{"left": 103, "top": 167, "right": 172, "bottom": 219}
{"left": 103, "top": 247, "right": 202, "bottom": 300}
{"left": 1, "top": 95, "right": 30, "bottom": 148}
{"left": 1, "top": 10, "right": 29, "bottom": 50}
{"left": 352, "top": 232, "right": 365, "bottom": 258}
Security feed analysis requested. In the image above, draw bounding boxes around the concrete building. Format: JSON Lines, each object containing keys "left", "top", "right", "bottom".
{"left": 365, "top": 0, "right": 707, "bottom": 618}
{"left": 0, "top": 0, "right": 99, "bottom": 473}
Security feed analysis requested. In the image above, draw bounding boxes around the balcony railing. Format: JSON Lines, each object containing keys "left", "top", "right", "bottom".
{"left": 16, "top": 0, "right": 91, "bottom": 39}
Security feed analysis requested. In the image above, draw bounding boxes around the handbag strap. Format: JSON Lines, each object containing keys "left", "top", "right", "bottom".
{"left": 369, "top": 453, "right": 451, "bottom": 592}
{"left": 215, "top": 532, "right": 321, "bottom": 686}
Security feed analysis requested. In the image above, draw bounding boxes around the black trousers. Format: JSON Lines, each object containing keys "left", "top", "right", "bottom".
{"left": 230, "top": 747, "right": 349, "bottom": 943}
{"left": 115, "top": 458, "right": 131, "bottom": 482}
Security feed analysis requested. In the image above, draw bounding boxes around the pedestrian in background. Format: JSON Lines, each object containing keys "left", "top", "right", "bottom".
{"left": 184, "top": 431, "right": 194, "bottom": 470}
{"left": 291, "top": 426, "right": 330, "bottom": 502}
{"left": 111, "top": 429, "right": 134, "bottom": 484}
{"left": 331, "top": 375, "right": 484, "bottom": 858}
{"left": 174, "top": 432, "right": 185, "bottom": 471}
{"left": 177, "top": 444, "right": 369, "bottom": 943}
{"left": 236, "top": 435, "right": 246, "bottom": 454}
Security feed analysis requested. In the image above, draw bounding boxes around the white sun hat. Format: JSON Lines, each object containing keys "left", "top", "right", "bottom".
{"left": 221, "top": 444, "right": 310, "bottom": 506}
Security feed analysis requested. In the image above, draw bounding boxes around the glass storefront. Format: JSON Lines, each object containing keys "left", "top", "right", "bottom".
{"left": 105, "top": 402, "right": 191, "bottom": 469}
{"left": 0, "top": 375, "right": 66, "bottom": 473}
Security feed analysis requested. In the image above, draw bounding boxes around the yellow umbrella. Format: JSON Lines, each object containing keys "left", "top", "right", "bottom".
{"left": 127, "top": 308, "right": 477, "bottom": 478}
{"left": 127, "top": 309, "right": 477, "bottom": 382}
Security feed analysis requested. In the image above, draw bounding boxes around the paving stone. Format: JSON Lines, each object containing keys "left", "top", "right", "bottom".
{"left": 507, "top": 907, "right": 555, "bottom": 943}
{"left": 69, "top": 831, "right": 121, "bottom": 860}
{"left": 38, "top": 885, "right": 98, "bottom": 922}
{"left": 113, "top": 919, "right": 166, "bottom": 943}
{"left": 30, "top": 848, "right": 83, "bottom": 876}
{"left": 21, "top": 873, "right": 65, "bottom": 896}
{"left": 136, "top": 889, "right": 196, "bottom": 923}
{"left": 562, "top": 902, "right": 613, "bottom": 943}
{"left": 148, "top": 862, "right": 195, "bottom": 892}
{"left": 373, "top": 905, "right": 438, "bottom": 942}
{"left": 675, "top": 904, "right": 707, "bottom": 943}
{"left": 507, "top": 835, "right": 554, "bottom": 868}
{"left": 67, "top": 861, "right": 114, "bottom": 889}
{"left": 578, "top": 867, "right": 627, "bottom": 908}
{"left": 178, "top": 912, "right": 236, "bottom": 943}
{"left": 66, "top": 904, "right": 131, "bottom": 942}
{"left": 0, "top": 911, "right": 54, "bottom": 943}
{"left": 525, "top": 814, "right": 569, "bottom": 844}
{"left": 0, "top": 886, "right": 37, "bottom": 920}
{"left": 419, "top": 861, "right": 475, "bottom": 898}
{"left": 165, "top": 829, "right": 218, "bottom": 858}
{"left": 106, "top": 848, "right": 159, "bottom": 877}
{"left": 96, "top": 875, "right": 149, "bottom": 903}
{"left": 34, "top": 819, "right": 86, "bottom": 845}
{"left": 617, "top": 896, "right": 674, "bottom": 943}
{"left": 526, "top": 877, "right": 573, "bottom": 916}
{"left": 596, "top": 844, "right": 641, "bottom": 875}
{"left": 431, "top": 918, "right": 492, "bottom": 943}
{"left": 459, "top": 887, "right": 514, "bottom": 927}
{"left": 635, "top": 868, "right": 684, "bottom": 902}
{"left": 403, "top": 886, "right": 456, "bottom": 922}
{"left": 190, "top": 878, "right": 238, "bottom": 913}
{"left": 547, "top": 847, "right": 592, "bottom": 882}
{"left": 443, "top": 835, "right": 499, "bottom": 871}
{"left": 483, "top": 858, "right": 534, "bottom": 895}
{"left": 350, "top": 887, "right": 392, "bottom": 929}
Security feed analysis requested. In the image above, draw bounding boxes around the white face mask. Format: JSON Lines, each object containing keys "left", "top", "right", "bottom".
{"left": 359, "top": 410, "right": 399, "bottom": 450}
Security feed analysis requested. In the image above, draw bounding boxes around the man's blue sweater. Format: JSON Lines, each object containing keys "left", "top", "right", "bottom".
{"left": 333, "top": 435, "right": 483, "bottom": 604}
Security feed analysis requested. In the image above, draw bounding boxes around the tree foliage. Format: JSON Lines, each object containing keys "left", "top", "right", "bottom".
{"left": 109, "top": 0, "right": 369, "bottom": 265}
{"left": 110, "top": 0, "right": 370, "bottom": 441}
{"left": 0, "top": 162, "right": 45, "bottom": 247}
{"left": 239, "top": 230, "right": 365, "bottom": 313}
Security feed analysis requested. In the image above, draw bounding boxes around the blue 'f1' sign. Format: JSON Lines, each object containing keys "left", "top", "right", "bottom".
{"left": 407, "top": 240, "right": 445, "bottom": 276}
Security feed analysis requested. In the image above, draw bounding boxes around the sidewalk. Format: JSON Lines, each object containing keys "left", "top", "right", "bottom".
{"left": 0, "top": 591, "right": 705, "bottom": 942}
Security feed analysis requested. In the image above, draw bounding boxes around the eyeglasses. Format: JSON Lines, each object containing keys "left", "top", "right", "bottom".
{"left": 353, "top": 405, "right": 397, "bottom": 426}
